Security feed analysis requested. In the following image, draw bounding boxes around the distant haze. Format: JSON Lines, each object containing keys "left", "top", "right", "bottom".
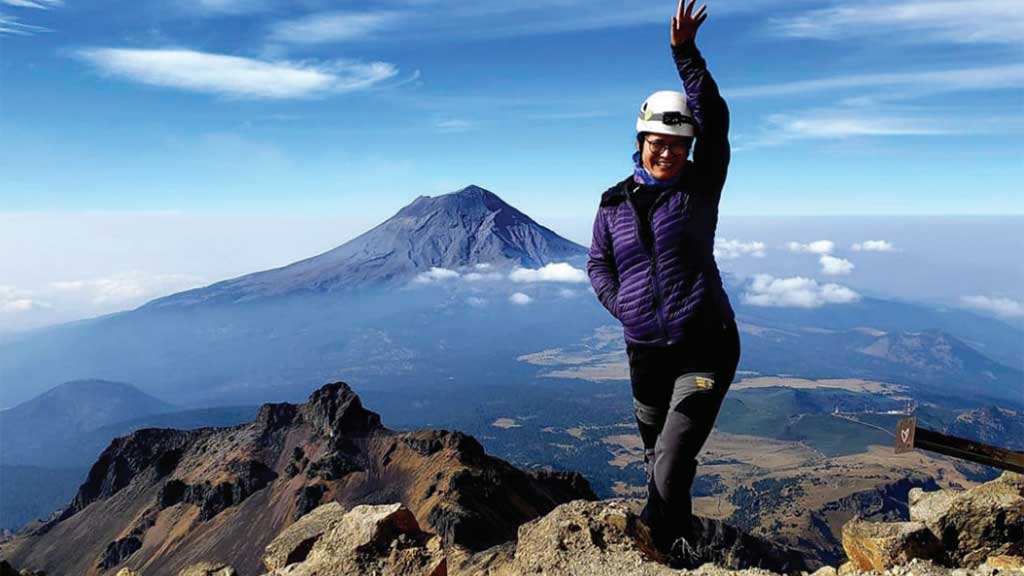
{"left": 1, "top": 212, "right": 1021, "bottom": 333}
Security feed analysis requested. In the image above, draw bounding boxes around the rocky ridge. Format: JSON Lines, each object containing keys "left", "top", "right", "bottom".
{"left": 2, "top": 383, "right": 1021, "bottom": 576}
{"left": 0, "top": 382, "right": 594, "bottom": 576}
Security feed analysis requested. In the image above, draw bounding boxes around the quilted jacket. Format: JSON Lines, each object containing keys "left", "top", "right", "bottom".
{"left": 587, "top": 40, "right": 734, "bottom": 347}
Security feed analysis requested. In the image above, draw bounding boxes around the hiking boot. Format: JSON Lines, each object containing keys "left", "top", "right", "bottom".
{"left": 665, "top": 535, "right": 704, "bottom": 570}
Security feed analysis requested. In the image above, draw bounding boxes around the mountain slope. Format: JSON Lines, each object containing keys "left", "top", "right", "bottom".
{"left": 145, "top": 185, "right": 586, "bottom": 308}
{"left": 0, "top": 379, "right": 175, "bottom": 467}
{"left": 0, "top": 381, "right": 595, "bottom": 576}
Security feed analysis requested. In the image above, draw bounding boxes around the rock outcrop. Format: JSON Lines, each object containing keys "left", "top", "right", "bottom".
{"left": 841, "top": 472, "right": 1023, "bottom": 572}
{"left": 0, "top": 382, "right": 594, "bottom": 576}
{"left": 259, "top": 499, "right": 807, "bottom": 576}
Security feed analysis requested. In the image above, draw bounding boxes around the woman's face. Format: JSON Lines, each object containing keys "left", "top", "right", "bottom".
{"left": 639, "top": 133, "right": 691, "bottom": 181}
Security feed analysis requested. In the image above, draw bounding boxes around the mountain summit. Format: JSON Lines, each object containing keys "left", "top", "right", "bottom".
{"left": 146, "top": 185, "right": 586, "bottom": 307}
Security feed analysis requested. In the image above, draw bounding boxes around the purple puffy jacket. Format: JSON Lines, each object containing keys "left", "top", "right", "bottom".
{"left": 587, "top": 40, "right": 735, "bottom": 347}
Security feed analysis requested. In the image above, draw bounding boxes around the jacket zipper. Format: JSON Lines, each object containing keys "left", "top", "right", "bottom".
{"left": 625, "top": 183, "right": 672, "bottom": 344}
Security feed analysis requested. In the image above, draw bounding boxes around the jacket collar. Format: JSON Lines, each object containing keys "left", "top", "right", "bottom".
{"left": 600, "top": 163, "right": 694, "bottom": 207}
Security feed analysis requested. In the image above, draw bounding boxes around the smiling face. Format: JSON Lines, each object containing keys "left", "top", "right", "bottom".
{"left": 638, "top": 133, "right": 691, "bottom": 181}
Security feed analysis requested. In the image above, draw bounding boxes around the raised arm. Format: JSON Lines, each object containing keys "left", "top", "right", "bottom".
{"left": 671, "top": 0, "right": 730, "bottom": 199}
{"left": 587, "top": 208, "right": 621, "bottom": 320}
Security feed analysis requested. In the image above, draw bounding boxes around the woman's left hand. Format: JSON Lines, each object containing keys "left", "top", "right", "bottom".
{"left": 671, "top": 0, "right": 707, "bottom": 46}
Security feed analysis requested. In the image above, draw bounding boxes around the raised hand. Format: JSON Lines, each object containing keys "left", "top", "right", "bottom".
{"left": 671, "top": 0, "right": 707, "bottom": 46}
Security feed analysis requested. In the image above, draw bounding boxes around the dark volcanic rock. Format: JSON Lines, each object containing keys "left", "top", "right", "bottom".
{"left": 98, "top": 535, "right": 143, "bottom": 569}
{"left": 304, "top": 382, "right": 382, "bottom": 439}
{"left": 59, "top": 428, "right": 197, "bottom": 521}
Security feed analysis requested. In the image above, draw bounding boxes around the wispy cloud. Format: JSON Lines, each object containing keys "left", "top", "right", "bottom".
{"left": 768, "top": 111, "right": 951, "bottom": 140}
{"left": 852, "top": 240, "right": 895, "bottom": 252}
{"left": 819, "top": 254, "right": 854, "bottom": 276}
{"left": 730, "top": 64, "right": 1024, "bottom": 100}
{"left": 715, "top": 238, "right": 766, "bottom": 260}
{"left": 74, "top": 48, "right": 397, "bottom": 99}
{"left": 771, "top": 0, "right": 1024, "bottom": 45}
{"left": 191, "top": 0, "right": 271, "bottom": 15}
{"left": 788, "top": 240, "right": 834, "bottom": 255}
{"left": 434, "top": 118, "right": 474, "bottom": 133}
{"left": 0, "top": 285, "right": 51, "bottom": 312}
{"left": 2, "top": 0, "right": 62, "bottom": 8}
{"left": 49, "top": 271, "right": 205, "bottom": 306}
{"left": 269, "top": 11, "right": 399, "bottom": 44}
{"left": 961, "top": 295, "right": 1024, "bottom": 319}
{"left": 743, "top": 274, "right": 860, "bottom": 308}
{"left": 0, "top": 12, "right": 49, "bottom": 35}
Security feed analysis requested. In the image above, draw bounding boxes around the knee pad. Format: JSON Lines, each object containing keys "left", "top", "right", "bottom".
{"left": 633, "top": 397, "right": 667, "bottom": 427}
{"left": 670, "top": 371, "right": 718, "bottom": 409}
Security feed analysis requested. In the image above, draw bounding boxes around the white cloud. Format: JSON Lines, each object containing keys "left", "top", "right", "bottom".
{"left": 714, "top": 238, "right": 766, "bottom": 260}
{"left": 434, "top": 118, "right": 474, "bottom": 133}
{"left": 819, "top": 254, "right": 855, "bottom": 276}
{"left": 509, "top": 262, "right": 587, "bottom": 283}
{"left": 0, "top": 13, "right": 49, "bottom": 35}
{"left": 193, "top": 0, "right": 270, "bottom": 14}
{"left": 772, "top": 0, "right": 1024, "bottom": 45}
{"left": 474, "top": 263, "right": 492, "bottom": 270}
{"left": 48, "top": 271, "right": 206, "bottom": 306}
{"left": 466, "top": 296, "right": 488, "bottom": 307}
{"left": 765, "top": 112, "right": 952, "bottom": 141}
{"left": 731, "top": 64, "right": 1024, "bottom": 100}
{"left": 1, "top": 0, "right": 62, "bottom": 8}
{"left": 463, "top": 271, "right": 503, "bottom": 282}
{"left": 510, "top": 292, "right": 533, "bottom": 305}
{"left": 75, "top": 48, "right": 397, "bottom": 99}
{"left": 0, "top": 285, "right": 50, "bottom": 312}
{"left": 558, "top": 288, "right": 577, "bottom": 298}
{"left": 852, "top": 240, "right": 895, "bottom": 252}
{"left": 787, "top": 240, "right": 835, "bottom": 254}
{"left": 269, "top": 11, "right": 399, "bottom": 44}
{"left": 414, "top": 267, "right": 460, "bottom": 283}
{"left": 744, "top": 274, "right": 861, "bottom": 308}
{"left": 961, "top": 295, "right": 1024, "bottom": 319}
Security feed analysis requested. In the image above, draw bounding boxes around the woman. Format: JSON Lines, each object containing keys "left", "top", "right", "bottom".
{"left": 586, "top": 0, "right": 740, "bottom": 564}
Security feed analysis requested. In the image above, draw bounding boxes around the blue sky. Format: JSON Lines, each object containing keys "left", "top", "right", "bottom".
{"left": 1, "top": 0, "right": 1022, "bottom": 330}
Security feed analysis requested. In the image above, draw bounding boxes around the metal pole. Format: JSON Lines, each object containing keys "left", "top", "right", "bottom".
{"left": 894, "top": 417, "right": 1024, "bottom": 474}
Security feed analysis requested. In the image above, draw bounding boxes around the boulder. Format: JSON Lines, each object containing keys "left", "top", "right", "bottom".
{"left": 262, "top": 502, "right": 347, "bottom": 571}
{"left": 262, "top": 503, "right": 444, "bottom": 576}
{"left": 841, "top": 518, "right": 944, "bottom": 571}
{"left": 178, "top": 562, "right": 236, "bottom": 576}
{"left": 909, "top": 472, "right": 1024, "bottom": 567}
{"left": 984, "top": 555, "right": 1024, "bottom": 570}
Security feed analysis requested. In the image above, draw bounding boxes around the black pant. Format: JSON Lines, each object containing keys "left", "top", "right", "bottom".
{"left": 626, "top": 317, "right": 740, "bottom": 549}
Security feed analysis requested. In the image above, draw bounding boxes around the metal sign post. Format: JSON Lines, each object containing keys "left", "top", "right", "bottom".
{"left": 895, "top": 417, "right": 1024, "bottom": 474}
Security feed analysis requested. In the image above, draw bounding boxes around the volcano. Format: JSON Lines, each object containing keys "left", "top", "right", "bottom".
{"left": 145, "top": 185, "right": 586, "bottom": 308}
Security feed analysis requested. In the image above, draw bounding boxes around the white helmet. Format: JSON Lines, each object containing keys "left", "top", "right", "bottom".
{"left": 636, "top": 90, "right": 696, "bottom": 138}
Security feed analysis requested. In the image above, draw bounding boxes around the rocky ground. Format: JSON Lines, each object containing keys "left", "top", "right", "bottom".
{"left": 1, "top": 382, "right": 1020, "bottom": 576}
{"left": 6, "top": 470, "right": 1013, "bottom": 576}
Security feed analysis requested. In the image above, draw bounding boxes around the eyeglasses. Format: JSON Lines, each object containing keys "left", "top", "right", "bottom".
{"left": 645, "top": 137, "right": 691, "bottom": 156}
